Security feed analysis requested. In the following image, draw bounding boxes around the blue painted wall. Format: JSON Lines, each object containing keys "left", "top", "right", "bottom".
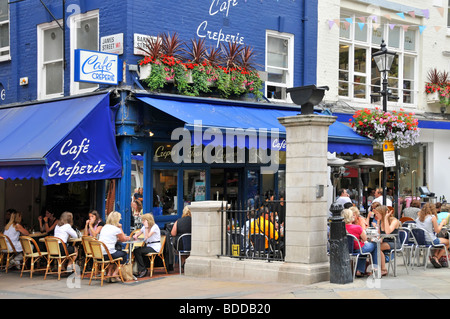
{"left": 0, "top": 0, "right": 318, "bottom": 105}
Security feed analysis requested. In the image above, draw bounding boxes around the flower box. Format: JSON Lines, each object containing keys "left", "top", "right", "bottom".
{"left": 427, "top": 91, "right": 439, "bottom": 104}
{"left": 139, "top": 64, "right": 151, "bottom": 80}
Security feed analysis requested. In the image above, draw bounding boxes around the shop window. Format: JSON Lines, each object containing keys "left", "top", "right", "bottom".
{"left": 70, "top": 10, "right": 99, "bottom": 95}
{"left": 131, "top": 152, "right": 144, "bottom": 202}
{"left": 152, "top": 169, "right": 178, "bottom": 216}
{"left": 37, "top": 21, "right": 64, "bottom": 99}
{"left": 0, "top": 0, "right": 10, "bottom": 61}
{"left": 266, "top": 30, "right": 294, "bottom": 101}
{"left": 183, "top": 170, "right": 206, "bottom": 204}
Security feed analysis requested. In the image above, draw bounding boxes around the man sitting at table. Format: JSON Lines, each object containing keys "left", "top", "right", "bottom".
{"left": 249, "top": 207, "right": 279, "bottom": 250}
{"left": 372, "top": 188, "right": 393, "bottom": 207}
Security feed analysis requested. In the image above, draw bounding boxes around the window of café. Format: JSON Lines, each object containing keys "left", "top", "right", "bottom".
{"left": 152, "top": 169, "right": 178, "bottom": 216}
{"left": 183, "top": 169, "right": 206, "bottom": 204}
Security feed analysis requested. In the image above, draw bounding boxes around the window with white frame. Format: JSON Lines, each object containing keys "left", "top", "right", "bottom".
{"left": 70, "top": 10, "right": 99, "bottom": 95}
{"left": 339, "top": 13, "right": 417, "bottom": 106}
{"left": 37, "top": 21, "right": 64, "bottom": 99}
{"left": 266, "top": 31, "right": 294, "bottom": 101}
{"left": 0, "top": 0, "right": 10, "bottom": 61}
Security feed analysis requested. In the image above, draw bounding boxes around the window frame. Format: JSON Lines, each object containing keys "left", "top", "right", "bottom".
{"left": 37, "top": 20, "right": 64, "bottom": 100}
{"left": 69, "top": 10, "right": 99, "bottom": 95}
{"left": 0, "top": 0, "right": 10, "bottom": 62}
{"left": 339, "top": 12, "right": 418, "bottom": 107}
{"left": 265, "top": 30, "right": 294, "bottom": 102}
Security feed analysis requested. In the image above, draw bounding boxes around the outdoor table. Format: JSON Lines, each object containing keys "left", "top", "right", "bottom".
{"left": 28, "top": 232, "right": 47, "bottom": 238}
{"left": 123, "top": 239, "right": 144, "bottom": 263}
{"left": 366, "top": 232, "right": 398, "bottom": 279}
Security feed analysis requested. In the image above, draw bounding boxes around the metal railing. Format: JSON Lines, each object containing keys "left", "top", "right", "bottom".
{"left": 219, "top": 196, "right": 285, "bottom": 262}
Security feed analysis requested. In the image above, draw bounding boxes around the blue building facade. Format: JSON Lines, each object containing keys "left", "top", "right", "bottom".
{"left": 0, "top": 0, "right": 320, "bottom": 232}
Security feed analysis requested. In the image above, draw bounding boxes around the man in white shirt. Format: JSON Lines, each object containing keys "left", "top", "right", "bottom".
{"left": 372, "top": 188, "right": 393, "bottom": 207}
{"left": 334, "top": 188, "right": 352, "bottom": 207}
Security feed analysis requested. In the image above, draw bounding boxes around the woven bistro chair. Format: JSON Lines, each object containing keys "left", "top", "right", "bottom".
{"left": 0, "top": 233, "right": 18, "bottom": 273}
{"left": 43, "top": 236, "right": 77, "bottom": 280}
{"left": 81, "top": 236, "right": 97, "bottom": 279}
{"left": 89, "top": 240, "right": 124, "bottom": 286}
{"left": 19, "top": 236, "right": 48, "bottom": 278}
{"left": 145, "top": 235, "right": 167, "bottom": 277}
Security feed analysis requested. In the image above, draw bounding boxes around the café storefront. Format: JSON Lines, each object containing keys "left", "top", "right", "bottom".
{"left": 114, "top": 92, "right": 374, "bottom": 231}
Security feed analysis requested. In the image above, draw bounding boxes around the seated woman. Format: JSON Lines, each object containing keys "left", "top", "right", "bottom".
{"left": 3, "top": 211, "right": 29, "bottom": 269}
{"left": 132, "top": 213, "right": 161, "bottom": 278}
{"left": 350, "top": 206, "right": 368, "bottom": 230}
{"left": 342, "top": 208, "right": 377, "bottom": 277}
{"left": 38, "top": 208, "right": 59, "bottom": 236}
{"left": 171, "top": 206, "right": 192, "bottom": 268}
{"left": 373, "top": 205, "right": 401, "bottom": 275}
{"left": 83, "top": 209, "right": 104, "bottom": 238}
{"left": 416, "top": 203, "right": 449, "bottom": 268}
{"left": 53, "top": 211, "right": 78, "bottom": 268}
{"left": 98, "top": 211, "right": 130, "bottom": 280}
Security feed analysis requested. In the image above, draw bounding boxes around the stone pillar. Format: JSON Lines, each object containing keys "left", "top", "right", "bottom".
{"left": 184, "top": 201, "right": 226, "bottom": 277}
{"left": 277, "top": 114, "right": 336, "bottom": 283}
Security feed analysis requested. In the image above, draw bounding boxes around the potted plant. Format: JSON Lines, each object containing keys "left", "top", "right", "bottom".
{"left": 425, "top": 68, "right": 445, "bottom": 103}
{"left": 349, "top": 107, "right": 420, "bottom": 149}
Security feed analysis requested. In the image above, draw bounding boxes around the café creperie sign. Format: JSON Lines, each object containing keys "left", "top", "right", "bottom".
{"left": 74, "top": 49, "right": 122, "bottom": 85}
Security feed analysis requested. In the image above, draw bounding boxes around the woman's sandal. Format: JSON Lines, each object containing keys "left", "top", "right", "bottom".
{"left": 381, "top": 269, "right": 388, "bottom": 276}
{"left": 355, "top": 271, "right": 365, "bottom": 278}
{"left": 431, "top": 256, "right": 442, "bottom": 268}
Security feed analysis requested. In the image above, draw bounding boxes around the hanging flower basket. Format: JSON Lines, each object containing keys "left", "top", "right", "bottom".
{"left": 349, "top": 107, "right": 420, "bottom": 149}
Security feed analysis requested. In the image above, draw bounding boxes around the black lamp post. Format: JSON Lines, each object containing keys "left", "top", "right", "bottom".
{"left": 372, "top": 40, "right": 396, "bottom": 206}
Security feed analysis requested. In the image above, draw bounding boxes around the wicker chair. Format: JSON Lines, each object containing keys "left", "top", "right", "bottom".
{"left": 145, "top": 235, "right": 167, "bottom": 277}
{"left": 89, "top": 240, "right": 124, "bottom": 286}
{"left": 43, "top": 236, "right": 77, "bottom": 280}
{"left": 19, "top": 236, "right": 48, "bottom": 278}
{"left": 81, "top": 236, "right": 97, "bottom": 279}
{"left": 0, "top": 233, "right": 18, "bottom": 273}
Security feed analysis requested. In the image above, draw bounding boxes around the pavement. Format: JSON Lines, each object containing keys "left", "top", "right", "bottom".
{"left": 1, "top": 261, "right": 450, "bottom": 302}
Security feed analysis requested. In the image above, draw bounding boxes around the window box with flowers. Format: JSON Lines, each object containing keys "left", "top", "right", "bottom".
{"left": 425, "top": 68, "right": 449, "bottom": 108}
{"left": 349, "top": 107, "right": 420, "bottom": 149}
{"left": 138, "top": 33, "right": 264, "bottom": 100}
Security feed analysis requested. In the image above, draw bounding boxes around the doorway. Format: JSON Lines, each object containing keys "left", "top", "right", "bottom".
{"left": 210, "top": 168, "right": 243, "bottom": 207}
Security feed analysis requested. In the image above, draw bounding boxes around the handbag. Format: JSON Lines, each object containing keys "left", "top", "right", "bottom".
{"left": 121, "top": 263, "right": 136, "bottom": 282}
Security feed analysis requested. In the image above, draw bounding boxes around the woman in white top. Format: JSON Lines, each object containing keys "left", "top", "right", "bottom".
{"left": 98, "top": 211, "right": 130, "bottom": 279}
{"left": 416, "top": 203, "right": 449, "bottom": 268}
{"left": 3, "top": 212, "right": 29, "bottom": 268}
{"left": 53, "top": 212, "right": 78, "bottom": 266}
{"left": 132, "top": 213, "right": 161, "bottom": 278}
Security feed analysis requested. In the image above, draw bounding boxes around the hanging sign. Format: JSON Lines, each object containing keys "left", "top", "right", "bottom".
{"left": 74, "top": 49, "right": 122, "bottom": 85}
{"left": 383, "top": 140, "right": 396, "bottom": 167}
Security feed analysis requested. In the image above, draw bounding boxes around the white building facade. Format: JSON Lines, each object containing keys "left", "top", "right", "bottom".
{"left": 318, "top": 0, "right": 450, "bottom": 203}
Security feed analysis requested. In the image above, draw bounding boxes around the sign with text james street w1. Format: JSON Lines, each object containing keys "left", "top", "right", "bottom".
{"left": 74, "top": 49, "right": 122, "bottom": 85}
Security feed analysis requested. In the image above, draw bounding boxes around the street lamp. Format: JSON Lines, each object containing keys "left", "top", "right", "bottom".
{"left": 372, "top": 39, "right": 396, "bottom": 206}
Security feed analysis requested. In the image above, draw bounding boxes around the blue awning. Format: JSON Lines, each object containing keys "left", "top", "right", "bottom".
{"left": 136, "top": 95, "right": 373, "bottom": 156}
{"left": 0, "top": 93, "right": 122, "bottom": 184}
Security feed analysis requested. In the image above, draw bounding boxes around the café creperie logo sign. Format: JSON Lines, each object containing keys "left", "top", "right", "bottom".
{"left": 74, "top": 49, "right": 122, "bottom": 85}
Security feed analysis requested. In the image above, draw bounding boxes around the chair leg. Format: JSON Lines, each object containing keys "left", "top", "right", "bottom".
{"left": 150, "top": 256, "right": 155, "bottom": 277}
{"left": 89, "top": 262, "right": 97, "bottom": 285}
{"left": 160, "top": 256, "right": 167, "bottom": 274}
{"left": 20, "top": 257, "right": 27, "bottom": 278}
{"left": 117, "top": 263, "right": 124, "bottom": 283}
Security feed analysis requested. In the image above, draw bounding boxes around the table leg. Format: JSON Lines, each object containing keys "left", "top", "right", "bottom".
{"left": 376, "top": 240, "right": 381, "bottom": 279}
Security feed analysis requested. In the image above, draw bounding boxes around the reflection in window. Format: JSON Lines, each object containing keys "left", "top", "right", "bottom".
{"left": 153, "top": 169, "right": 177, "bottom": 216}
{"left": 183, "top": 170, "right": 206, "bottom": 204}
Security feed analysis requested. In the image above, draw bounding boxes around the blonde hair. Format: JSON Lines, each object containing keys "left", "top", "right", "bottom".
{"left": 374, "top": 205, "right": 398, "bottom": 227}
{"left": 5, "top": 212, "right": 22, "bottom": 231}
{"left": 418, "top": 203, "right": 437, "bottom": 222}
{"left": 349, "top": 206, "right": 360, "bottom": 217}
{"left": 341, "top": 209, "right": 354, "bottom": 224}
{"left": 58, "top": 211, "right": 73, "bottom": 226}
{"left": 141, "top": 213, "right": 155, "bottom": 228}
{"left": 106, "top": 211, "right": 122, "bottom": 227}
{"left": 182, "top": 206, "right": 192, "bottom": 218}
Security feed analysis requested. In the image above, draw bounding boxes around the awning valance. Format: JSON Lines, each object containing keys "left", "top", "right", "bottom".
{"left": 0, "top": 93, "right": 122, "bottom": 185}
{"left": 136, "top": 95, "right": 373, "bottom": 156}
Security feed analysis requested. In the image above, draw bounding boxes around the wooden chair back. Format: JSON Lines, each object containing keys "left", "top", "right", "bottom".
{"left": 400, "top": 216, "right": 414, "bottom": 223}
{"left": 44, "top": 236, "right": 68, "bottom": 257}
{"left": 0, "top": 234, "right": 16, "bottom": 253}
{"left": 19, "top": 236, "right": 42, "bottom": 256}
{"left": 82, "top": 236, "right": 96, "bottom": 256}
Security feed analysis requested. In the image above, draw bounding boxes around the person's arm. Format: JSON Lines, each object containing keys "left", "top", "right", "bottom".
{"left": 432, "top": 215, "right": 447, "bottom": 234}
{"left": 45, "top": 219, "right": 58, "bottom": 233}
{"left": 16, "top": 224, "right": 29, "bottom": 236}
{"left": 383, "top": 211, "right": 399, "bottom": 234}
{"left": 132, "top": 229, "right": 143, "bottom": 240}
{"left": 360, "top": 229, "right": 367, "bottom": 242}
{"left": 171, "top": 221, "right": 178, "bottom": 237}
{"left": 117, "top": 230, "right": 130, "bottom": 242}
{"left": 66, "top": 225, "right": 78, "bottom": 239}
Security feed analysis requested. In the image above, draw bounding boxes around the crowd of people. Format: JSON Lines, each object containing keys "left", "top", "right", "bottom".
{"left": 1, "top": 202, "right": 192, "bottom": 282}
{"left": 337, "top": 185, "right": 450, "bottom": 276}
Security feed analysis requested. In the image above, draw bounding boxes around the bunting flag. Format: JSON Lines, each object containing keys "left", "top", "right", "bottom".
{"left": 325, "top": 6, "right": 441, "bottom": 34}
